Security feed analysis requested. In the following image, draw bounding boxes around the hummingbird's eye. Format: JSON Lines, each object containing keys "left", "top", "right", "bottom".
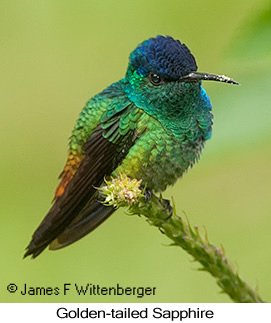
{"left": 149, "top": 73, "right": 163, "bottom": 85}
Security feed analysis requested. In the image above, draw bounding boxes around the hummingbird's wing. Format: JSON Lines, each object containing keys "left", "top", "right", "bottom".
{"left": 25, "top": 100, "right": 141, "bottom": 258}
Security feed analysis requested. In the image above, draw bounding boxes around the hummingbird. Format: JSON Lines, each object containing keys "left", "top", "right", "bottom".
{"left": 25, "top": 35, "right": 238, "bottom": 258}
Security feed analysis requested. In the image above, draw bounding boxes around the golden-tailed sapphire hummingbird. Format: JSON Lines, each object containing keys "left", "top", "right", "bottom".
{"left": 25, "top": 35, "right": 238, "bottom": 258}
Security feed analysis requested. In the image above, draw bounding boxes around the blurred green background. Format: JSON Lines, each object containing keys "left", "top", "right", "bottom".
{"left": 1, "top": 0, "right": 270, "bottom": 303}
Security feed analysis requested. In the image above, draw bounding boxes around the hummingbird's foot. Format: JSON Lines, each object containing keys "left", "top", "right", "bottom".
{"left": 143, "top": 188, "right": 152, "bottom": 204}
{"left": 161, "top": 198, "right": 173, "bottom": 219}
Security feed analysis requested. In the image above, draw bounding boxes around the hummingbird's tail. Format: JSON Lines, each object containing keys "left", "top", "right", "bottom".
{"left": 49, "top": 200, "right": 114, "bottom": 251}
{"left": 24, "top": 198, "right": 115, "bottom": 258}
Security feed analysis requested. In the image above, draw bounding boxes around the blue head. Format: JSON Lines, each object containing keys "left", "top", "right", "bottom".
{"left": 125, "top": 35, "right": 238, "bottom": 125}
{"left": 128, "top": 35, "right": 197, "bottom": 80}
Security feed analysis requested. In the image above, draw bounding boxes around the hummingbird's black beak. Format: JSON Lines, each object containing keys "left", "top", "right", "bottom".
{"left": 179, "top": 71, "right": 239, "bottom": 85}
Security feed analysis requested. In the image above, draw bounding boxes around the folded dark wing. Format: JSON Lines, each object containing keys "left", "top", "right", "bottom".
{"left": 25, "top": 103, "right": 138, "bottom": 258}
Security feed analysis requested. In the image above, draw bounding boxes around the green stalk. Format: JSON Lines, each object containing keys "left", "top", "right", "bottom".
{"left": 99, "top": 175, "right": 265, "bottom": 303}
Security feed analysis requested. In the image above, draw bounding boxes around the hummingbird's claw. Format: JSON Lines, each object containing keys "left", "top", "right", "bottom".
{"left": 144, "top": 188, "right": 152, "bottom": 204}
{"left": 161, "top": 197, "right": 173, "bottom": 219}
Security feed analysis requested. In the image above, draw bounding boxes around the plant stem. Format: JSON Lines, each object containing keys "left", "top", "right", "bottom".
{"left": 99, "top": 175, "right": 265, "bottom": 302}
{"left": 129, "top": 193, "right": 264, "bottom": 303}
